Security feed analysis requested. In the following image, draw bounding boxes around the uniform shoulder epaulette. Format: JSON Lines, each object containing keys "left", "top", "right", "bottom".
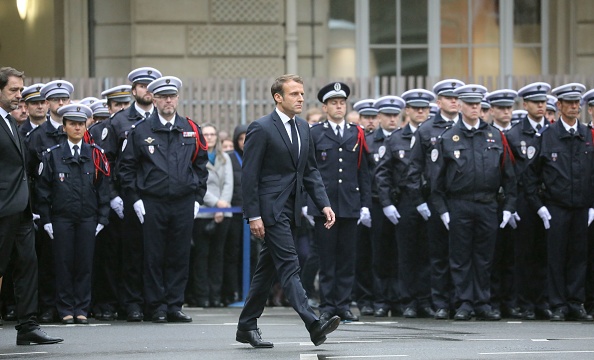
{"left": 26, "top": 125, "right": 40, "bottom": 137}
{"left": 131, "top": 118, "right": 146, "bottom": 130}
{"left": 43, "top": 144, "right": 60, "bottom": 154}
{"left": 91, "top": 143, "right": 106, "bottom": 154}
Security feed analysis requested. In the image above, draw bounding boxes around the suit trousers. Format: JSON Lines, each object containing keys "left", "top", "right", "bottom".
{"left": 238, "top": 198, "right": 318, "bottom": 331}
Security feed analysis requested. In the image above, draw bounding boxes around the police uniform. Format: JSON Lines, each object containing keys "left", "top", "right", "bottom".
{"left": 404, "top": 79, "right": 465, "bottom": 319}
{"left": 24, "top": 80, "right": 74, "bottom": 323}
{"left": 431, "top": 84, "right": 517, "bottom": 321}
{"left": 119, "top": 76, "right": 208, "bottom": 323}
{"left": 308, "top": 82, "right": 371, "bottom": 322}
{"left": 18, "top": 84, "right": 45, "bottom": 138}
{"left": 105, "top": 67, "right": 162, "bottom": 321}
{"left": 546, "top": 95, "right": 558, "bottom": 113}
{"left": 585, "top": 89, "right": 594, "bottom": 316}
{"left": 375, "top": 89, "right": 435, "bottom": 318}
{"left": 36, "top": 104, "right": 110, "bottom": 323}
{"left": 511, "top": 110, "right": 528, "bottom": 126}
{"left": 506, "top": 83, "right": 552, "bottom": 320}
{"left": 524, "top": 83, "right": 594, "bottom": 321}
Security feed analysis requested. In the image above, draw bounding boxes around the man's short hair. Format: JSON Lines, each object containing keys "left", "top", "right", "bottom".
{"left": 0, "top": 67, "right": 25, "bottom": 90}
{"left": 271, "top": 74, "right": 303, "bottom": 101}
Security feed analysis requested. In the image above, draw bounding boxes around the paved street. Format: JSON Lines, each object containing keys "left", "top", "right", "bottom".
{"left": 1, "top": 306, "right": 594, "bottom": 359}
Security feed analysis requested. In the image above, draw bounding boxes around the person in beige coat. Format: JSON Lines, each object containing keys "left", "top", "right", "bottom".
{"left": 187, "top": 124, "right": 234, "bottom": 308}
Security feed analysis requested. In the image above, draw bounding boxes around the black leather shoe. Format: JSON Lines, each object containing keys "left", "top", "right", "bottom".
{"left": 434, "top": 308, "right": 449, "bottom": 320}
{"left": 319, "top": 312, "right": 334, "bottom": 324}
{"left": 550, "top": 308, "right": 565, "bottom": 321}
{"left": 127, "top": 310, "right": 143, "bottom": 322}
{"left": 17, "top": 328, "right": 64, "bottom": 345}
{"left": 502, "top": 306, "right": 522, "bottom": 319}
{"left": 567, "top": 306, "right": 593, "bottom": 321}
{"left": 5, "top": 307, "right": 17, "bottom": 321}
{"left": 168, "top": 310, "right": 192, "bottom": 322}
{"left": 99, "top": 310, "right": 114, "bottom": 321}
{"left": 475, "top": 310, "right": 501, "bottom": 321}
{"left": 338, "top": 310, "right": 359, "bottom": 322}
{"left": 360, "top": 305, "right": 374, "bottom": 316}
{"left": 39, "top": 308, "right": 57, "bottom": 323}
{"left": 374, "top": 308, "right": 388, "bottom": 317}
{"left": 454, "top": 309, "right": 471, "bottom": 321}
{"left": 309, "top": 315, "right": 340, "bottom": 346}
{"left": 236, "top": 328, "right": 274, "bottom": 348}
{"left": 403, "top": 307, "right": 417, "bottom": 318}
{"left": 522, "top": 310, "right": 536, "bottom": 320}
{"left": 419, "top": 307, "right": 436, "bottom": 318}
{"left": 75, "top": 316, "right": 89, "bottom": 324}
{"left": 152, "top": 311, "right": 167, "bottom": 323}
{"left": 536, "top": 308, "right": 553, "bottom": 320}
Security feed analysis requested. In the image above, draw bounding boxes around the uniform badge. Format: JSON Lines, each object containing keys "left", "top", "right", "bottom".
{"left": 374, "top": 153, "right": 380, "bottom": 162}
{"left": 551, "top": 152, "right": 557, "bottom": 161}
{"left": 430, "top": 136, "right": 437, "bottom": 145}
{"left": 399, "top": 150, "right": 405, "bottom": 158}
{"left": 59, "top": 173, "right": 65, "bottom": 182}
{"left": 378, "top": 145, "right": 386, "bottom": 158}
{"left": 122, "top": 139, "right": 127, "bottom": 152}
{"left": 527, "top": 146, "right": 536, "bottom": 159}
{"left": 38, "top": 162, "right": 43, "bottom": 175}
{"left": 101, "top": 128, "right": 108, "bottom": 141}
{"left": 321, "top": 151, "right": 327, "bottom": 161}
{"left": 520, "top": 141, "right": 527, "bottom": 155}
{"left": 452, "top": 135, "right": 460, "bottom": 142}
{"left": 410, "top": 136, "right": 416, "bottom": 149}
{"left": 323, "top": 122, "right": 329, "bottom": 128}
{"left": 488, "top": 132, "right": 493, "bottom": 138}
{"left": 431, "top": 148, "right": 439, "bottom": 162}
{"left": 148, "top": 145, "right": 155, "bottom": 154}
{"left": 145, "top": 137, "right": 155, "bottom": 144}
{"left": 183, "top": 132, "right": 196, "bottom": 138}
{"left": 454, "top": 150, "right": 460, "bottom": 159}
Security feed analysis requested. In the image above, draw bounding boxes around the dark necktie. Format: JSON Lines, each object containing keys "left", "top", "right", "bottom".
{"left": 288, "top": 119, "right": 299, "bottom": 161}
{"left": 536, "top": 124, "right": 542, "bottom": 131}
{"left": 166, "top": 122, "right": 172, "bottom": 130}
{"left": 145, "top": 112, "right": 151, "bottom": 119}
{"left": 73, "top": 145, "right": 80, "bottom": 162}
{"left": 569, "top": 128, "right": 576, "bottom": 136}
{"left": 336, "top": 126, "right": 342, "bottom": 139}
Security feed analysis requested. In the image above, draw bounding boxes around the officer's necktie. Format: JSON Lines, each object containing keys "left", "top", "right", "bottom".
{"left": 289, "top": 118, "right": 299, "bottom": 161}
{"left": 145, "top": 112, "right": 151, "bottom": 119}
{"left": 73, "top": 145, "right": 80, "bottom": 162}
{"left": 166, "top": 122, "right": 172, "bottom": 131}
{"left": 336, "top": 125, "right": 342, "bottom": 139}
{"left": 536, "top": 124, "right": 542, "bottom": 131}
{"left": 569, "top": 128, "right": 576, "bottom": 137}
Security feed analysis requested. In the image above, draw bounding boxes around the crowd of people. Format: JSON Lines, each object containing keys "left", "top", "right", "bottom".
{"left": 2, "top": 64, "right": 594, "bottom": 346}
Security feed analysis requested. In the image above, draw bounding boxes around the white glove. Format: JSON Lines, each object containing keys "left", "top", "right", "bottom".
{"left": 508, "top": 212, "right": 520, "bottom": 229}
{"left": 588, "top": 208, "right": 594, "bottom": 227}
{"left": 44, "top": 223, "right": 54, "bottom": 239}
{"left": 95, "top": 224, "right": 105, "bottom": 236}
{"left": 357, "top": 207, "right": 372, "bottom": 228}
{"left": 302, "top": 206, "right": 315, "bottom": 227}
{"left": 537, "top": 206, "right": 551, "bottom": 229}
{"left": 440, "top": 212, "right": 450, "bottom": 230}
{"left": 416, "top": 203, "right": 431, "bottom": 221}
{"left": 500, "top": 210, "right": 512, "bottom": 228}
{"left": 110, "top": 196, "right": 124, "bottom": 219}
{"left": 382, "top": 205, "right": 401, "bottom": 225}
{"left": 133, "top": 200, "right": 145, "bottom": 224}
{"left": 32, "top": 213, "right": 40, "bottom": 221}
{"left": 194, "top": 201, "right": 200, "bottom": 219}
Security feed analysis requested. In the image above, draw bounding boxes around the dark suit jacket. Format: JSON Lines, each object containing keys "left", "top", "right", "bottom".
{"left": 242, "top": 109, "right": 330, "bottom": 227}
{"left": 0, "top": 113, "right": 30, "bottom": 218}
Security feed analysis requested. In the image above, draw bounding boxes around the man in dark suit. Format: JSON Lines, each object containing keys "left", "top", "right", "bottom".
{"left": 236, "top": 74, "right": 340, "bottom": 348}
{"left": 0, "top": 67, "right": 62, "bottom": 345}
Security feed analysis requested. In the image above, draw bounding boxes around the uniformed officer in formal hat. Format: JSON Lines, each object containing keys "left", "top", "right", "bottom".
{"left": 375, "top": 89, "right": 435, "bottom": 319}
{"left": 353, "top": 99, "right": 378, "bottom": 133}
{"left": 104, "top": 67, "right": 162, "bottom": 322}
{"left": 101, "top": 85, "right": 132, "bottom": 115}
{"left": 90, "top": 100, "right": 109, "bottom": 122}
{"left": 545, "top": 95, "right": 558, "bottom": 123}
{"left": 429, "top": 102, "right": 439, "bottom": 119}
{"left": 36, "top": 104, "right": 110, "bottom": 325}
{"left": 24, "top": 79, "right": 74, "bottom": 324}
{"left": 404, "top": 79, "right": 464, "bottom": 320}
{"left": 119, "top": 75, "right": 208, "bottom": 323}
{"left": 524, "top": 83, "right": 594, "bottom": 322}
{"left": 487, "top": 90, "right": 517, "bottom": 132}
{"left": 307, "top": 82, "right": 371, "bottom": 323}
{"left": 79, "top": 97, "right": 100, "bottom": 127}
{"left": 431, "top": 84, "right": 517, "bottom": 321}
{"left": 584, "top": 88, "right": 594, "bottom": 317}
{"left": 363, "top": 95, "right": 405, "bottom": 317}
{"left": 481, "top": 93, "right": 491, "bottom": 121}
{"left": 19, "top": 83, "right": 47, "bottom": 138}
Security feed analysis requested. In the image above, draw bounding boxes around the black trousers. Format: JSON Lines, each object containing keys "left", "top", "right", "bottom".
{"left": 370, "top": 201, "right": 399, "bottom": 311}
{"left": 142, "top": 197, "right": 194, "bottom": 315}
{"left": 354, "top": 222, "right": 374, "bottom": 309}
{"left": 53, "top": 219, "right": 96, "bottom": 318}
{"left": 448, "top": 199, "right": 497, "bottom": 313}
{"left": 490, "top": 218, "right": 516, "bottom": 312}
{"left": 0, "top": 212, "right": 39, "bottom": 333}
{"left": 426, "top": 200, "right": 452, "bottom": 311}
{"left": 92, "top": 210, "right": 123, "bottom": 313}
{"left": 222, "top": 213, "right": 243, "bottom": 301}
{"left": 121, "top": 194, "right": 145, "bottom": 313}
{"left": 35, "top": 227, "right": 55, "bottom": 313}
{"left": 238, "top": 199, "right": 318, "bottom": 332}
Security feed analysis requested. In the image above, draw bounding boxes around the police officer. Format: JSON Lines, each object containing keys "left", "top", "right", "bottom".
{"left": 36, "top": 104, "right": 110, "bottom": 324}
{"left": 119, "top": 76, "right": 208, "bottom": 323}
{"left": 480, "top": 94, "right": 491, "bottom": 121}
{"left": 101, "top": 85, "right": 132, "bottom": 115}
{"left": 431, "top": 84, "right": 517, "bottom": 321}
{"left": 524, "top": 83, "right": 594, "bottom": 322}
{"left": 405, "top": 79, "right": 465, "bottom": 319}
{"left": 545, "top": 95, "right": 558, "bottom": 124}
{"left": 511, "top": 110, "right": 528, "bottom": 125}
{"left": 19, "top": 84, "right": 47, "bottom": 138}
{"left": 351, "top": 99, "right": 378, "bottom": 316}
{"left": 106, "top": 67, "right": 162, "bottom": 322}
{"left": 507, "top": 82, "right": 552, "bottom": 320}
{"left": 375, "top": 89, "right": 435, "bottom": 318}
{"left": 584, "top": 88, "right": 594, "bottom": 317}
{"left": 309, "top": 82, "right": 371, "bottom": 322}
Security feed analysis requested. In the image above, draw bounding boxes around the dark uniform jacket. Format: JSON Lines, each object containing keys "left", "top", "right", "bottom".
{"left": 375, "top": 124, "right": 415, "bottom": 208}
{"left": 25, "top": 120, "right": 67, "bottom": 178}
{"left": 36, "top": 142, "right": 110, "bottom": 226}
{"left": 431, "top": 119, "right": 517, "bottom": 215}
{"left": 366, "top": 128, "right": 390, "bottom": 199}
{"left": 18, "top": 118, "right": 34, "bottom": 138}
{"left": 308, "top": 121, "right": 371, "bottom": 218}
{"left": 118, "top": 113, "right": 209, "bottom": 205}
{"left": 524, "top": 119, "right": 594, "bottom": 210}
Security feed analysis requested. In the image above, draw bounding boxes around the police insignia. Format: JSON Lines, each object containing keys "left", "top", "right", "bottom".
{"left": 374, "top": 153, "right": 380, "bottom": 162}
{"left": 399, "top": 150, "right": 405, "bottom": 158}
{"left": 551, "top": 152, "right": 557, "bottom": 161}
{"left": 59, "top": 173, "right": 65, "bottom": 182}
{"left": 321, "top": 151, "right": 327, "bottom": 161}
{"left": 38, "top": 162, "right": 43, "bottom": 175}
{"left": 410, "top": 136, "right": 416, "bottom": 149}
{"left": 148, "top": 145, "right": 155, "bottom": 154}
{"left": 145, "top": 137, "right": 155, "bottom": 144}
{"left": 101, "top": 128, "right": 108, "bottom": 141}
{"left": 454, "top": 150, "right": 460, "bottom": 159}
{"left": 183, "top": 132, "right": 196, "bottom": 138}
{"left": 527, "top": 146, "right": 536, "bottom": 159}
{"left": 488, "top": 132, "right": 493, "bottom": 138}
{"left": 122, "top": 139, "right": 127, "bottom": 152}
{"left": 452, "top": 135, "right": 460, "bottom": 142}
{"left": 378, "top": 145, "right": 386, "bottom": 158}
{"left": 430, "top": 136, "right": 437, "bottom": 145}
{"left": 520, "top": 140, "right": 527, "bottom": 155}
{"left": 431, "top": 148, "right": 439, "bottom": 162}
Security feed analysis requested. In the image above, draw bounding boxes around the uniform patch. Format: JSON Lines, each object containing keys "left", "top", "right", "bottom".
{"left": 430, "top": 136, "right": 437, "bottom": 145}
{"left": 59, "top": 173, "right": 65, "bottom": 182}
{"left": 101, "top": 128, "right": 108, "bottom": 141}
{"left": 454, "top": 150, "right": 460, "bottom": 159}
{"left": 552, "top": 152, "right": 557, "bottom": 161}
{"left": 148, "top": 145, "right": 155, "bottom": 154}
{"left": 378, "top": 145, "right": 386, "bottom": 158}
{"left": 144, "top": 137, "right": 155, "bottom": 144}
{"left": 38, "top": 162, "right": 43, "bottom": 175}
{"left": 399, "top": 150, "right": 405, "bottom": 158}
{"left": 183, "top": 132, "right": 196, "bottom": 138}
{"left": 122, "top": 139, "right": 127, "bottom": 152}
{"left": 374, "top": 153, "right": 380, "bottom": 162}
{"left": 452, "top": 135, "right": 460, "bottom": 142}
{"left": 520, "top": 140, "right": 527, "bottom": 154}
{"left": 527, "top": 146, "right": 536, "bottom": 159}
{"left": 431, "top": 148, "right": 439, "bottom": 162}
{"left": 410, "top": 136, "right": 416, "bottom": 149}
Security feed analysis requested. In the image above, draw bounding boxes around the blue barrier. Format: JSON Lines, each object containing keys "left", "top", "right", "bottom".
{"left": 198, "top": 206, "right": 249, "bottom": 307}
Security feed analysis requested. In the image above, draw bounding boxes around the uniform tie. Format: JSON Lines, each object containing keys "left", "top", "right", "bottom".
{"left": 73, "top": 145, "right": 80, "bottom": 162}
{"left": 288, "top": 118, "right": 299, "bottom": 161}
{"left": 336, "top": 125, "right": 342, "bottom": 139}
{"left": 145, "top": 112, "right": 151, "bottom": 119}
{"left": 569, "top": 128, "right": 576, "bottom": 136}
{"left": 166, "top": 122, "right": 172, "bottom": 130}
{"left": 536, "top": 123, "right": 542, "bottom": 131}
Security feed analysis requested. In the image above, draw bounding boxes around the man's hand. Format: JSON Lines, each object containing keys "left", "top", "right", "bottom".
{"left": 194, "top": 201, "right": 201, "bottom": 219}
{"left": 416, "top": 203, "right": 431, "bottom": 221}
{"left": 95, "top": 224, "right": 105, "bottom": 236}
{"left": 249, "top": 218, "right": 265, "bottom": 239}
{"left": 110, "top": 196, "right": 124, "bottom": 219}
{"left": 537, "top": 206, "right": 551, "bottom": 229}
{"left": 382, "top": 205, "right": 401, "bottom": 225}
{"left": 357, "top": 207, "right": 372, "bottom": 228}
{"left": 440, "top": 212, "right": 450, "bottom": 230}
{"left": 133, "top": 200, "right": 145, "bottom": 224}
{"left": 302, "top": 206, "right": 315, "bottom": 227}
{"left": 44, "top": 223, "right": 54, "bottom": 239}
{"left": 322, "top": 207, "right": 335, "bottom": 229}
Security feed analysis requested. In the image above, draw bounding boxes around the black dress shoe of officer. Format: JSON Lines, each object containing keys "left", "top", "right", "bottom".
{"left": 17, "top": 328, "right": 64, "bottom": 345}
{"left": 475, "top": 310, "right": 501, "bottom": 321}
{"left": 536, "top": 308, "right": 553, "bottom": 320}
{"left": 75, "top": 316, "right": 89, "bottom": 325}
{"left": 39, "top": 309, "right": 57, "bottom": 323}
{"left": 309, "top": 315, "right": 340, "bottom": 346}
{"left": 360, "top": 305, "right": 374, "bottom": 316}
{"left": 550, "top": 308, "right": 565, "bottom": 321}
{"left": 99, "top": 310, "right": 115, "bottom": 321}
{"left": 168, "top": 310, "right": 192, "bottom": 322}
{"left": 338, "top": 310, "right": 359, "bottom": 322}
{"left": 5, "top": 307, "right": 17, "bottom": 321}
{"left": 127, "top": 310, "right": 143, "bottom": 322}
{"left": 403, "top": 307, "right": 417, "bottom": 318}
{"left": 374, "top": 308, "right": 388, "bottom": 317}
{"left": 502, "top": 306, "right": 522, "bottom": 319}
{"left": 152, "top": 311, "right": 167, "bottom": 323}
{"left": 319, "top": 312, "right": 334, "bottom": 324}
{"left": 567, "top": 306, "right": 594, "bottom": 321}
{"left": 419, "top": 307, "right": 436, "bottom": 318}
{"left": 454, "top": 309, "right": 471, "bottom": 321}
{"left": 522, "top": 310, "right": 536, "bottom": 320}
{"left": 434, "top": 308, "right": 449, "bottom": 320}
{"left": 236, "top": 328, "right": 274, "bottom": 348}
